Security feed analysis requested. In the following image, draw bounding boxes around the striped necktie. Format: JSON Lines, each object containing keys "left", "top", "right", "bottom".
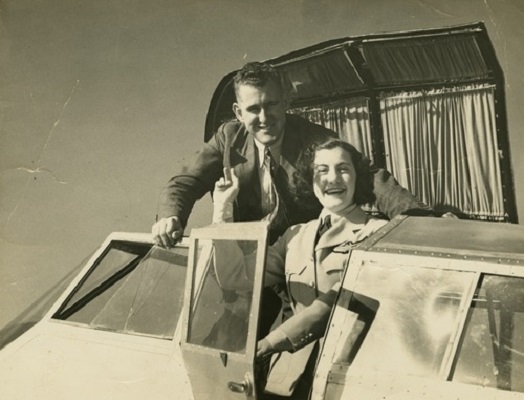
{"left": 261, "top": 147, "right": 277, "bottom": 216}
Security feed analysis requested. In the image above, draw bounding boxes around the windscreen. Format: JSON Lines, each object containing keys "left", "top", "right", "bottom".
{"left": 335, "top": 264, "right": 475, "bottom": 377}
{"left": 53, "top": 241, "right": 188, "bottom": 339}
{"left": 186, "top": 238, "right": 259, "bottom": 354}
{"left": 452, "top": 274, "right": 524, "bottom": 392}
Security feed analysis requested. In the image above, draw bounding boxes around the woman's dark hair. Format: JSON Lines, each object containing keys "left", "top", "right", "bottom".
{"left": 292, "top": 138, "right": 375, "bottom": 209}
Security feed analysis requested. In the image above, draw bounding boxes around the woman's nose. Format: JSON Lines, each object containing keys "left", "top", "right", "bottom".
{"left": 326, "top": 169, "right": 340, "bottom": 182}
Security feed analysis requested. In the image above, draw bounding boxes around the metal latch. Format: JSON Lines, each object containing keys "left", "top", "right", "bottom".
{"left": 227, "top": 373, "right": 253, "bottom": 395}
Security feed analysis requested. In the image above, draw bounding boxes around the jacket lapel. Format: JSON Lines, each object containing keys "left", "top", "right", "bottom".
{"left": 286, "top": 221, "right": 318, "bottom": 276}
{"left": 315, "top": 208, "right": 369, "bottom": 250}
{"left": 235, "top": 135, "right": 256, "bottom": 182}
{"left": 233, "top": 135, "right": 262, "bottom": 205}
{"left": 280, "top": 116, "right": 302, "bottom": 166}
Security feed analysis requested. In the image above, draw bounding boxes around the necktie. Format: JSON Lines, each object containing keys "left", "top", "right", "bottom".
{"left": 265, "top": 146, "right": 278, "bottom": 178}
{"left": 261, "top": 147, "right": 277, "bottom": 216}
{"left": 317, "top": 215, "right": 332, "bottom": 239}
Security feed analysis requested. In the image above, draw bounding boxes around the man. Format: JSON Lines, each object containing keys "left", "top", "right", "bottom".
{"left": 152, "top": 61, "right": 431, "bottom": 248}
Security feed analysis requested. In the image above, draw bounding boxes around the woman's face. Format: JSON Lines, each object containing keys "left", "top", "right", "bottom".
{"left": 313, "top": 146, "right": 357, "bottom": 214}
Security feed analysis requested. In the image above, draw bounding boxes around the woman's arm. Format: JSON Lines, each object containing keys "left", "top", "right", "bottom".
{"left": 257, "top": 283, "right": 340, "bottom": 358}
{"left": 211, "top": 168, "right": 286, "bottom": 291}
{"left": 212, "top": 167, "right": 238, "bottom": 224}
{"left": 212, "top": 234, "right": 287, "bottom": 292}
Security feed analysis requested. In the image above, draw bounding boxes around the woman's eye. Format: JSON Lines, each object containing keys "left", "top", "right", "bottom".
{"left": 338, "top": 164, "right": 353, "bottom": 174}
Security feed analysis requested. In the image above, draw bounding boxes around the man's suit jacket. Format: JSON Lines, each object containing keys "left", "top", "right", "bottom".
{"left": 159, "top": 114, "right": 431, "bottom": 241}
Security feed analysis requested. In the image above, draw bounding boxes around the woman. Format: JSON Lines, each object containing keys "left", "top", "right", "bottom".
{"left": 212, "top": 139, "right": 388, "bottom": 396}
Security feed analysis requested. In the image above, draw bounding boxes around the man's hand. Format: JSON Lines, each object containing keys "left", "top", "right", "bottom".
{"left": 441, "top": 212, "right": 459, "bottom": 219}
{"left": 152, "top": 216, "right": 183, "bottom": 248}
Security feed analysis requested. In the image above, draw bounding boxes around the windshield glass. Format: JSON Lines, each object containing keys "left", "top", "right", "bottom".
{"left": 53, "top": 241, "right": 188, "bottom": 339}
{"left": 336, "top": 263, "right": 475, "bottom": 377}
{"left": 186, "top": 239, "right": 258, "bottom": 354}
{"left": 452, "top": 274, "right": 524, "bottom": 392}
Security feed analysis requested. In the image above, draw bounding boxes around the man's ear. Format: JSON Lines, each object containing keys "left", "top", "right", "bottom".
{"left": 232, "top": 103, "right": 242, "bottom": 121}
{"left": 280, "top": 87, "right": 291, "bottom": 111}
{"left": 282, "top": 97, "right": 290, "bottom": 111}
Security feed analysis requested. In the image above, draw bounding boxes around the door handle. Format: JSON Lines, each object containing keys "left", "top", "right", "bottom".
{"left": 227, "top": 373, "right": 253, "bottom": 395}
{"left": 227, "top": 381, "right": 247, "bottom": 393}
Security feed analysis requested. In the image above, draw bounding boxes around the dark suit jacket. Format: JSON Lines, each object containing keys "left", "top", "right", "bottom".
{"left": 159, "top": 114, "right": 431, "bottom": 240}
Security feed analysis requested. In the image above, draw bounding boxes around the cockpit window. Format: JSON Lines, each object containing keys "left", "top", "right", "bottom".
{"left": 335, "top": 263, "right": 475, "bottom": 377}
{"left": 53, "top": 241, "right": 188, "bottom": 339}
{"left": 452, "top": 274, "right": 524, "bottom": 392}
{"left": 186, "top": 239, "right": 258, "bottom": 354}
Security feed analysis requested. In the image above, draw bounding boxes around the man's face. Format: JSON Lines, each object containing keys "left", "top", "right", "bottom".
{"left": 233, "top": 81, "right": 287, "bottom": 146}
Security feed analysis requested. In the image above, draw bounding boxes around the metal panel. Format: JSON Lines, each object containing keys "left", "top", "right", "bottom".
{"left": 371, "top": 217, "right": 524, "bottom": 264}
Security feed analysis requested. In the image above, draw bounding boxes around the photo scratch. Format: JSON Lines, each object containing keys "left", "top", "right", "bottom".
{"left": 3, "top": 80, "right": 79, "bottom": 232}
{"left": 38, "top": 79, "right": 80, "bottom": 163}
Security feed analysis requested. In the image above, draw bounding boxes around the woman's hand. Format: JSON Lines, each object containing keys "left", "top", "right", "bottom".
{"left": 256, "top": 338, "right": 274, "bottom": 359}
{"left": 212, "top": 168, "right": 239, "bottom": 223}
{"left": 256, "top": 334, "right": 293, "bottom": 359}
{"left": 214, "top": 167, "right": 239, "bottom": 205}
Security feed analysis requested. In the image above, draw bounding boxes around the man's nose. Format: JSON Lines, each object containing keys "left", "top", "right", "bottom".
{"left": 259, "top": 108, "right": 267, "bottom": 123}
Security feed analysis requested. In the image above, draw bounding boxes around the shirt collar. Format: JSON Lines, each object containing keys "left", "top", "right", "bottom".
{"left": 319, "top": 204, "right": 362, "bottom": 225}
{"left": 254, "top": 134, "right": 284, "bottom": 164}
{"left": 315, "top": 205, "right": 370, "bottom": 250}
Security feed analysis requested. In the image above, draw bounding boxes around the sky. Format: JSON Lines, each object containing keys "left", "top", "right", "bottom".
{"left": 1, "top": 0, "right": 524, "bottom": 332}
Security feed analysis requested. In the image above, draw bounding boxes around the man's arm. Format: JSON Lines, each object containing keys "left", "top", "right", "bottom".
{"left": 152, "top": 133, "right": 225, "bottom": 248}
{"left": 371, "top": 168, "right": 433, "bottom": 218}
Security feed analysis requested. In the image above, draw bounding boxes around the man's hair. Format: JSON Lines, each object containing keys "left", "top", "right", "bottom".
{"left": 233, "top": 62, "right": 282, "bottom": 95}
{"left": 292, "top": 138, "right": 375, "bottom": 208}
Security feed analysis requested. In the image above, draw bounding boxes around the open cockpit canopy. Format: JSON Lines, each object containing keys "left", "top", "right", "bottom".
{"left": 206, "top": 22, "right": 517, "bottom": 223}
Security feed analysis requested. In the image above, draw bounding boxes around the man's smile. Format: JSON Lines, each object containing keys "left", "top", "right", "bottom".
{"left": 258, "top": 124, "right": 274, "bottom": 131}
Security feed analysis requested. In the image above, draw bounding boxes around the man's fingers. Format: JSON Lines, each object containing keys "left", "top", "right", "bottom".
{"left": 152, "top": 221, "right": 165, "bottom": 246}
{"left": 159, "top": 225, "right": 175, "bottom": 248}
{"left": 441, "top": 211, "right": 459, "bottom": 219}
{"left": 152, "top": 217, "right": 182, "bottom": 248}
